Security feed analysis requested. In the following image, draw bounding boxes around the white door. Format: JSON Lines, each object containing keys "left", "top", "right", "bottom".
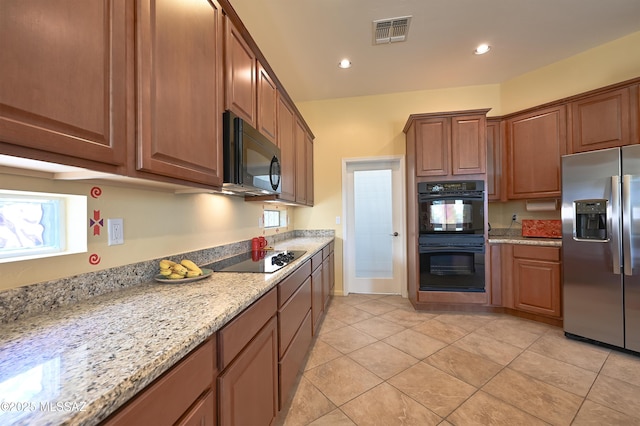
{"left": 343, "top": 157, "right": 406, "bottom": 295}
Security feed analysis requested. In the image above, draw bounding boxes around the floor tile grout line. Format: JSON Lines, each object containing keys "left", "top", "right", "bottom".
{"left": 290, "top": 296, "right": 640, "bottom": 425}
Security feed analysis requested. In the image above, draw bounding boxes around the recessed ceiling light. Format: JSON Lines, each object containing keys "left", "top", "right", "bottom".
{"left": 474, "top": 44, "right": 491, "bottom": 55}
{"left": 338, "top": 59, "right": 352, "bottom": 69}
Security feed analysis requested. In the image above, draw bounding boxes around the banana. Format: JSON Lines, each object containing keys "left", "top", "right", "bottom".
{"left": 186, "top": 270, "right": 202, "bottom": 278}
{"left": 168, "top": 273, "right": 185, "bottom": 279}
{"left": 159, "top": 268, "right": 172, "bottom": 276}
{"left": 180, "top": 259, "right": 203, "bottom": 275}
{"left": 159, "top": 259, "right": 176, "bottom": 269}
{"left": 172, "top": 264, "right": 188, "bottom": 276}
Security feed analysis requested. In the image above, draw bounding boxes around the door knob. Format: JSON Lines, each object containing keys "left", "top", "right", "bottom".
{"left": 390, "top": 232, "right": 399, "bottom": 237}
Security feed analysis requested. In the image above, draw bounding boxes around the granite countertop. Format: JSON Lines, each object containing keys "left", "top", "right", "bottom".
{"left": 0, "top": 236, "right": 333, "bottom": 426}
{"left": 488, "top": 234, "right": 562, "bottom": 247}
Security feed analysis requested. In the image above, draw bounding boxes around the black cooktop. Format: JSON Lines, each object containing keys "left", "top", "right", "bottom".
{"left": 204, "top": 250, "right": 307, "bottom": 274}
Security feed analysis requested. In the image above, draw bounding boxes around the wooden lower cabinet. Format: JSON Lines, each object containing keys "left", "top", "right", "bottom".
{"left": 178, "top": 391, "right": 216, "bottom": 426}
{"left": 105, "top": 244, "right": 333, "bottom": 426}
{"left": 310, "top": 252, "right": 324, "bottom": 335}
{"left": 218, "top": 316, "right": 278, "bottom": 426}
{"left": 103, "top": 339, "right": 216, "bottom": 426}
{"left": 218, "top": 288, "right": 278, "bottom": 426}
{"left": 278, "top": 311, "right": 312, "bottom": 409}
{"left": 512, "top": 245, "right": 562, "bottom": 318}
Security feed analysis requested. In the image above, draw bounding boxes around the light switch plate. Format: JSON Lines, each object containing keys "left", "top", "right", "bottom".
{"left": 108, "top": 218, "right": 124, "bottom": 246}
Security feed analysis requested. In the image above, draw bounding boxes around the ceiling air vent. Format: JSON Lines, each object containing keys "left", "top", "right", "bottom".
{"left": 373, "top": 16, "right": 412, "bottom": 44}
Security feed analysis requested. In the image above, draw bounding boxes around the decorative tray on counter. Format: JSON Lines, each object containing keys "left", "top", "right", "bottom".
{"left": 521, "top": 219, "right": 562, "bottom": 238}
{"left": 154, "top": 268, "right": 213, "bottom": 284}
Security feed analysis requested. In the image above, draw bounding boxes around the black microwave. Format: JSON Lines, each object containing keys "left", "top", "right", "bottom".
{"left": 222, "top": 110, "right": 282, "bottom": 195}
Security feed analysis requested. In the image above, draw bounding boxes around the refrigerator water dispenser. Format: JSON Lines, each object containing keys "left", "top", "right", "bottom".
{"left": 574, "top": 200, "right": 607, "bottom": 240}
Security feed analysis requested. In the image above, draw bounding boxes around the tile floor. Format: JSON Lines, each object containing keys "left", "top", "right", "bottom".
{"left": 278, "top": 294, "right": 640, "bottom": 425}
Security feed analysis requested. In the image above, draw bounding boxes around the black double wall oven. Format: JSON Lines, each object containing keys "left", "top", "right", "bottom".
{"left": 418, "top": 181, "right": 486, "bottom": 292}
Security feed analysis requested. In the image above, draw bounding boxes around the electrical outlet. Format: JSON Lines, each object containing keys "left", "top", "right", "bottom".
{"left": 108, "top": 218, "right": 124, "bottom": 246}
{"left": 512, "top": 214, "right": 517, "bottom": 221}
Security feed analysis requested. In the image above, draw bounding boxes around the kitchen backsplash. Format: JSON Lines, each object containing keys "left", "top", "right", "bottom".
{"left": 0, "top": 229, "right": 335, "bottom": 324}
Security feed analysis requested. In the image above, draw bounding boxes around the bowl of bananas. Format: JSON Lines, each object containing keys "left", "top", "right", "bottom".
{"left": 154, "top": 259, "right": 213, "bottom": 284}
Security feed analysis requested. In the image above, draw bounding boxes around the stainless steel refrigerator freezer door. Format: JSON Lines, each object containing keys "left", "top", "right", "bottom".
{"left": 622, "top": 144, "right": 640, "bottom": 352}
{"left": 562, "top": 148, "right": 624, "bottom": 347}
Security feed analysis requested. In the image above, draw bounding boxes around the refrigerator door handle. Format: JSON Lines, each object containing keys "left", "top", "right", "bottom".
{"left": 622, "top": 174, "right": 634, "bottom": 276}
{"left": 612, "top": 175, "right": 622, "bottom": 275}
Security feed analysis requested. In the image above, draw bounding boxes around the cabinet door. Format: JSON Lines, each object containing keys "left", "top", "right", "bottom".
{"left": 513, "top": 258, "right": 561, "bottom": 317}
{"left": 218, "top": 316, "right": 278, "bottom": 426}
{"left": 257, "top": 63, "right": 278, "bottom": 145}
{"left": 512, "top": 246, "right": 562, "bottom": 318}
{"left": 277, "top": 95, "right": 296, "bottom": 201}
{"left": 105, "top": 339, "right": 215, "bottom": 426}
{"left": 136, "top": 0, "right": 224, "bottom": 187}
{"left": 305, "top": 133, "right": 314, "bottom": 206}
{"left": 224, "top": 17, "right": 256, "bottom": 125}
{"left": 570, "top": 86, "right": 636, "bottom": 153}
{"left": 294, "top": 119, "right": 307, "bottom": 204}
{"left": 451, "top": 114, "right": 486, "bottom": 175}
{"left": 322, "top": 257, "right": 331, "bottom": 308}
{"left": 311, "top": 264, "right": 323, "bottom": 335}
{"left": 415, "top": 118, "right": 450, "bottom": 176}
{"left": 329, "top": 250, "right": 335, "bottom": 293}
{"left": 486, "top": 119, "right": 503, "bottom": 201}
{"left": 176, "top": 391, "right": 215, "bottom": 426}
{"left": 507, "top": 105, "right": 567, "bottom": 199}
{"left": 0, "top": 1, "right": 129, "bottom": 170}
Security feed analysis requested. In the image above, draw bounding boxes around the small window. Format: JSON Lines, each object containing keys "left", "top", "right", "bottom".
{"left": 263, "top": 210, "right": 280, "bottom": 228}
{"left": 263, "top": 208, "right": 287, "bottom": 229}
{"left": 0, "top": 190, "right": 87, "bottom": 263}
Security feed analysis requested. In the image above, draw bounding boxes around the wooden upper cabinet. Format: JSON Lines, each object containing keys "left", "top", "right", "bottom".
{"left": 257, "top": 63, "right": 278, "bottom": 145}
{"left": 415, "top": 117, "right": 450, "bottom": 176}
{"left": 294, "top": 119, "right": 307, "bottom": 204}
{"left": 277, "top": 95, "right": 296, "bottom": 201}
{"left": 569, "top": 85, "right": 638, "bottom": 153}
{"left": 486, "top": 119, "right": 504, "bottom": 201}
{"left": 0, "top": 0, "right": 130, "bottom": 170}
{"left": 506, "top": 105, "right": 567, "bottom": 199}
{"left": 451, "top": 114, "right": 487, "bottom": 175}
{"left": 224, "top": 16, "right": 256, "bottom": 126}
{"left": 305, "top": 133, "right": 314, "bottom": 206}
{"left": 407, "top": 109, "right": 489, "bottom": 178}
{"left": 136, "top": 0, "right": 224, "bottom": 187}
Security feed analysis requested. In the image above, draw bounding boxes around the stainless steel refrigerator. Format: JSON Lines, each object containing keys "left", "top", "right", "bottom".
{"left": 561, "top": 145, "right": 640, "bottom": 352}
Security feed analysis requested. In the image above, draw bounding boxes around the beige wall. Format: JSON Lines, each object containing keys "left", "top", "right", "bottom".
{"left": 296, "top": 31, "right": 640, "bottom": 295}
{"left": 3, "top": 31, "right": 640, "bottom": 294}
{"left": 501, "top": 31, "right": 640, "bottom": 113}
{"left": 1, "top": 171, "right": 290, "bottom": 291}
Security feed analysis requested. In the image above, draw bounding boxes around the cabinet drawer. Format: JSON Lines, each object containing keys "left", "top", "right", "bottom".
{"left": 311, "top": 251, "right": 323, "bottom": 271}
{"left": 176, "top": 390, "right": 215, "bottom": 426}
{"left": 218, "top": 288, "right": 277, "bottom": 370}
{"left": 278, "top": 259, "right": 311, "bottom": 307}
{"left": 279, "top": 310, "right": 312, "bottom": 410}
{"left": 104, "top": 339, "right": 214, "bottom": 426}
{"left": 322, "top": 244, "right": 330, "bottom": 259}
{"left": 513, "top": 245, "right": 560, "bottom": 262}
{"left": 278, "top": 277, "right": 311, "bottom": 355}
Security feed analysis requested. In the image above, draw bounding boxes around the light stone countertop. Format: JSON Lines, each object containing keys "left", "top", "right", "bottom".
{"left": 0, "top": 236, "right": 333, "bottom": 426}
{"left": 488, "top": 235, "right": 562, "bottom": 247}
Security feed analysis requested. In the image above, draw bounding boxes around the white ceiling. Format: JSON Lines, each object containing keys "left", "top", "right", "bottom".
{"left": 227, "top": 0, "right": 640, "bottom": 103}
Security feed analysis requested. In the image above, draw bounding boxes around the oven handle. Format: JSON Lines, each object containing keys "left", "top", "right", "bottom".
{"left": 418, "top": 193, "right": 484, "bottom": 202}
{"left": 419, "top": 245, "right": 485, "bottom": 254}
